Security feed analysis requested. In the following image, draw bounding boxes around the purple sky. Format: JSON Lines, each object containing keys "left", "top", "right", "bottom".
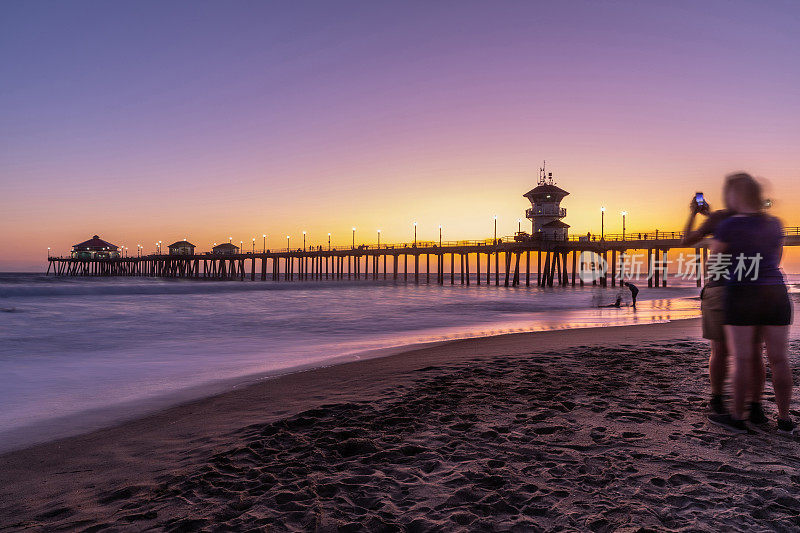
{"left": 1, "top": 1, "right": 799, "bottom": 270}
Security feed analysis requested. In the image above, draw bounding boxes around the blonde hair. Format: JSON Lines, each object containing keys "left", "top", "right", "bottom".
{"left": 724, "top": 172, "right": 764, "bottom": 211}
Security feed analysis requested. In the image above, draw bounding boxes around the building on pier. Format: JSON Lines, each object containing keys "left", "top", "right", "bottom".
{"left": 212, "top": 242, "right": 239, "bottom": 255}
{"left": 70, "top": 235, "right": 120, "bottom": 259}
{"left": 523, "top": 164, "right": 570, "bottom": 241}
{"left": 168, "top": 239, "right": 196, "bottom": 255}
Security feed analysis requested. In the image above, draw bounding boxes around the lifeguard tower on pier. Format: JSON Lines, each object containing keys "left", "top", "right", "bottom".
{"left": 523, "top": 164, "right": 569, "bottom": 240}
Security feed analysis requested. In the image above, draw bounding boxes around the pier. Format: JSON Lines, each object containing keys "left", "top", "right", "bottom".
{"left": 45, "top": 228, "right": 800, "bottom": 288}
{"left": 48, "top": 169, "right": 800, "bottom": 289}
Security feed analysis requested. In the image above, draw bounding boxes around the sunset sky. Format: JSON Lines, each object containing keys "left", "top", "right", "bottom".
{"left": 1, "top": 1, "right": 799, "bottom": 271}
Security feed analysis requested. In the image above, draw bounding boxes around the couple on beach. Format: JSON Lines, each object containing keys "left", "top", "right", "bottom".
{"left": 683, "top": 173, "right": 794, "bottom": 435}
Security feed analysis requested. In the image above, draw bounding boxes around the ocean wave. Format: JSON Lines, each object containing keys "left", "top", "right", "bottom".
{"left": 0, "top": 277, "right": 377, "bottom": 299}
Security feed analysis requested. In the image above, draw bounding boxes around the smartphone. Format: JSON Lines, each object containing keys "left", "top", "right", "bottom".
{"left": 695, "top": 192, "right": 705, "bottom": 206}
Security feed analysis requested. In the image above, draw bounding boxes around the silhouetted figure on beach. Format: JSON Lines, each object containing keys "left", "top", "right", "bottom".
{"left": 624, "top": 282, "right": 638, "bottom": 308}
{"left": 600, "top": 295, "right": 623, "bottom": 308}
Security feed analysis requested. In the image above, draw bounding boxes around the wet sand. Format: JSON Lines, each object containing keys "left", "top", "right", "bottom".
{"left": 2, "top": 318, "right": 800, "bottom": 531}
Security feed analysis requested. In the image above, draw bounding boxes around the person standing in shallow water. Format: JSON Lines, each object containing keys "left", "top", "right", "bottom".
{"left": 681, "top": 194, "right": 766, "bottom": 418}
{"left": 623, "top": 282, "right": 638, "bottom": 308}
{"left": 707, "top": 173, "right": 794, "bottom": 435}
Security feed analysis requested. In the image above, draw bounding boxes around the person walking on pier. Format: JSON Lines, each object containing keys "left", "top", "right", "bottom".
{"left": 681, "top": 191, "right": 766, "bottom": 418}
{"left": 707, "top": 173, "right": 794, "bottom": 435}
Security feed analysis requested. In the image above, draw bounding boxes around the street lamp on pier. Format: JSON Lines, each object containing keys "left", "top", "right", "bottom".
{"left": 601, "top": 207, "right": 606, "bottom": 240}
{"left": 263, "top": 234, "right": 266, "bottom": 253}
{"left": 439, "top": 225, "right": 442, "bottom": 247}
{"left": 303, "top": 231, "right": 306, "bottom": 252}
{"left": 352, "top": 227, "right": 356, "bottom": 249}
{"left": 286, "top": 235, "right": 290, "bottom": 250}
{"left": 328, "top": 233, "right": 331, "bottom": 251}
{"left": 621, "top": 211, "right": 627, "bottom": 241}
{"left": 413, "top": 221, "right": 417, "bottom": 246}
{"left": 493, "top": 215, "right": 497, "bottom": 243}
{"left": 377, "top": 229, "right": 381, "bottom": 248}
{"left": 252, "top": 238, "right": 255, "bottom": 254}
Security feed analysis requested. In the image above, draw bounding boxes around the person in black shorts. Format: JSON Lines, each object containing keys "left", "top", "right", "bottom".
{"left": 707, "top": 173, "right": 794, "bottom": 435}
{"left": 682, "top": 198, "right": 766, "bottom": 417}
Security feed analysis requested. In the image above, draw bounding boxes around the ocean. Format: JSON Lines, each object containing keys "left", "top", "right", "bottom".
{"left": 0, "top": 273, "right": 712, "bottom": 451}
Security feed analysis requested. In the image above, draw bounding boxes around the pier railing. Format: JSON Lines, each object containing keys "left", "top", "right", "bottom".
{"left": 570, "top": 231, "right": 686, "bottom": 243}
{"left": 47, "top": 226, "right": 800, "bottom": 260}
{"left": 572, "top": 225, "right": 800, "bottom": 243}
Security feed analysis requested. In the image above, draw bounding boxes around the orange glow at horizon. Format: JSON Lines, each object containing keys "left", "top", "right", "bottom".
{"left": 6, "top": 161, "right": 800, "bottom": 272}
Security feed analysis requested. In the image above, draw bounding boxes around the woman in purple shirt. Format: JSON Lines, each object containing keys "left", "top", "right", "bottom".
{"left": 709, "top": 173, "right": 794, "bottom": 435}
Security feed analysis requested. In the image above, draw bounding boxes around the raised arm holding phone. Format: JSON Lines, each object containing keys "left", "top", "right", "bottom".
{"left": 707, "top": 174, "right": 794, "bottom": 435}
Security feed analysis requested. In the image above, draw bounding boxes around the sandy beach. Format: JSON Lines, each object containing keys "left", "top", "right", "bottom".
{"left": 1, "top": 318, "right": 799, "bottom": 531}
{"left": 5, "top": 0, "right": 800, "bottom": 530}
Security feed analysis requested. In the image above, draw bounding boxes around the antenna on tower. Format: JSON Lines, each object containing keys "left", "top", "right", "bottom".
{"left": 538, "top": 160, "right": 547, "bottom": 185}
